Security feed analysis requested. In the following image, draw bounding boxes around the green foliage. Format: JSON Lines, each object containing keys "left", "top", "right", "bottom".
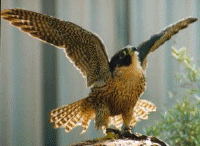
{"left": 145, "top": 47, "right": 200, "bottom": 145}
{"left": 146, "top": 97, "right": 200, "bottom": 145}
{"left": 172, "top": 46, "right": 200, "bottom": 84}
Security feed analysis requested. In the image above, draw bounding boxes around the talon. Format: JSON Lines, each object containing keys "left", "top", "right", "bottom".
{"left": 92, "top": 128, "right": 120, "bottom": 141}
{"left": 122, "top": 127, "right": 139, "bottom": 139}
{"left": 103, "top": 128, "right": 123, "bottom": 139}
{"left": 123, "top": 132, "right": 139, "bottom": 139}
{"left": 124, "top": 126, "right": 132, "bottom": 133}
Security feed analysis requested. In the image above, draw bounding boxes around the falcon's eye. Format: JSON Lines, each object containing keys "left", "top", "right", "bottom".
{"left": 119, "top": 51, "right": 127, "bottom": 59}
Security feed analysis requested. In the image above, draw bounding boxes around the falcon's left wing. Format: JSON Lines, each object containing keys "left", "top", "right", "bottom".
{"left": 137, "top": 17, "right": 198, "bottom": 66}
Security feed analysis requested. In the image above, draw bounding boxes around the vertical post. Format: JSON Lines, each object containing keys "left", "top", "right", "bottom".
{"left": 42, "top": 0, "right": 57, "bottom": 145}
{"left": 114, "top": 0, "right": 130, "bottom": 47}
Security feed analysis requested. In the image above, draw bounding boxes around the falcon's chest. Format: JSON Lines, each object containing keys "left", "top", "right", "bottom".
{"left": 112, "top": 58, "right": 146, "bottom": 97}
{"left": 106, "top": 66, "right": 146, "bottom": 115}
{"left": 112, "top": 71, "right": 146, "bottom": 100}
{"left": 91, "top": 57, "right": 146, "bottom": 114}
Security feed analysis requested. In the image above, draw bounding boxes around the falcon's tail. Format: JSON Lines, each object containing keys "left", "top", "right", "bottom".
{"left": 110, "top": 99, "right": 156, "bottom": 129}
{"left": 49, "top": 97, "right": 95, "bottom": 133}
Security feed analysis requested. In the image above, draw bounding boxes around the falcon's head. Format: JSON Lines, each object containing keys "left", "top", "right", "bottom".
{"left": 109, "top": 46, "right": 143, "bottom": 76}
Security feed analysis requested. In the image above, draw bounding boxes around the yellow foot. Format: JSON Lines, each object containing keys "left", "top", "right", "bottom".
{"left": 101, "top": 131, "right": 120, "bottom": 140}
{"left": 92, "top": 132, "right": 118, "bottom": 143}
{"left": 94, "top": 129, "right": 121, "bottom": 142}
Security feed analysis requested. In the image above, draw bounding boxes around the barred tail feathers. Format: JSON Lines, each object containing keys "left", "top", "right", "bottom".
{"left": 110, "top": 115, "right": 123, "bottom": 130}
{"left": 110, "top": 99, "right": 156, "bottom": 129}
{"left": 49, "top": 97, "right": 95, "bottom": 133}
{"left": 131, "top": 99, "right": 157, "bottom": 126}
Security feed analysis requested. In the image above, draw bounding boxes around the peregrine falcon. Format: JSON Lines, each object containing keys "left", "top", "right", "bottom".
{"left": 1, "top": 9, "right": 197, "bottom": 134}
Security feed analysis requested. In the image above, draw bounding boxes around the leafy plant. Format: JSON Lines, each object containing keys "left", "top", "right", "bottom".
{"left": 145, "top": 47, "right": 200, "bottom": 145}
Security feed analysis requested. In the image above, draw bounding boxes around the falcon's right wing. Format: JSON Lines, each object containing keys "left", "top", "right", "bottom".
{"left": 1, "top": 9, "right": 111, "bottom": 87}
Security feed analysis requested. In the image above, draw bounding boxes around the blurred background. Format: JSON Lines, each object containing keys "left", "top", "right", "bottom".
{"left": 1, "top": 0, "right": 199, "bottom": 146}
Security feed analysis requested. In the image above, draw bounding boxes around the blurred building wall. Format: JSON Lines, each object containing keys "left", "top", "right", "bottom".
{"left": 1, "top": 0, "right": 199, "bottom": 146}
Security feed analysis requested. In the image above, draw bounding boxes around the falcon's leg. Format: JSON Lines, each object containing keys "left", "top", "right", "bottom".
{"left": 121, "top": 110, "right": 138, "bottom": 138}
{"left": 122, "top": 109, "right": 133, "bottom": 133}
{"left": 95, "top": 104, "right": 110, "bottom": 131}
{"left": 95, "top": 105, "right": 116, "bottom": 139}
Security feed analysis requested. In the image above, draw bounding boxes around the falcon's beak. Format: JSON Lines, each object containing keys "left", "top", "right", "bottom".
{"left": 131, "top": 47, "right": 137, "bottom": 52}
{"left": 128, "top": 47, "right": 139, "bottom": 58}
{"left": 127, "top": 46, "right": 137, "bottom": 54}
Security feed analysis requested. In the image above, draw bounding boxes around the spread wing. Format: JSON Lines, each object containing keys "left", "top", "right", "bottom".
{"left": 1, "top": 9, "right": 111, "bottom": 87}
{"left": 137, "top": 17, "right": 198, "bottom": 66}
